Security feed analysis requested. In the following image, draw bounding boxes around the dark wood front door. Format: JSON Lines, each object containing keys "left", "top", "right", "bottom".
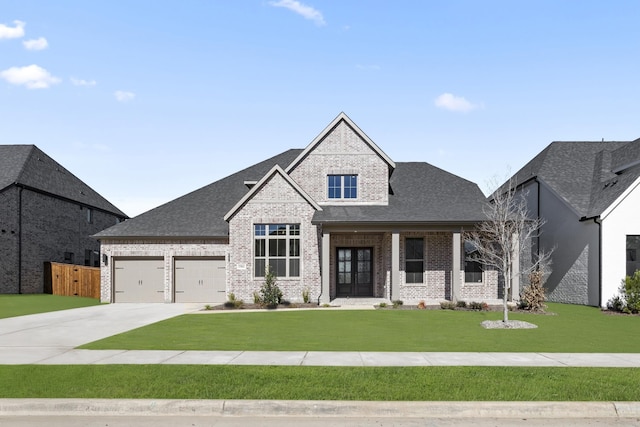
{"left": 336, "top": 248, "right": 373, "bottom": 297}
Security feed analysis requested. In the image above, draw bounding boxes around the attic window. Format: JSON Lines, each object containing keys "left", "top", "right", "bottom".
{"left": 328, "top": 175, "right": 358, "bottom": 199}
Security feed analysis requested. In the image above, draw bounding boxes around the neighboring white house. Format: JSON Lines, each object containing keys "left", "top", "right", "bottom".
{"left": 503, "top": 138, "right": 640, "bottom": 307}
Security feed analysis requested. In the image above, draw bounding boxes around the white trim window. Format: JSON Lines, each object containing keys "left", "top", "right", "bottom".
{"left": 627, "top": 235, "right": 640, "bottom": 277}
{"left": 254, "top": 224, "right": 300, "bottom": 278}
{"left": 464, "top": 240, "right": 483, "bottom": 283}
{"left": 405, "top": 237, "right": 424, "bottom": 284}
{"left": 328, "top": 175, "right": 358, "bottom": 199}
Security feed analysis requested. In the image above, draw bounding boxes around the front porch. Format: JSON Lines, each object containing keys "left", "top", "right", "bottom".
{"left": 319, "top": 228, "right": 502, "bottom": 305}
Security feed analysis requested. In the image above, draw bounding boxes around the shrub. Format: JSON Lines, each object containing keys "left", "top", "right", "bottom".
{"left": 519, "top": 270, "right": 547, "bottom": 311}
{"left": 456, "top": 300, "right": 467, "bottom": 308}
{"left": 224, "top": 293, "right": 243, "bottom": 309}
{"left": 260, "top": 266, "right": 282, "bottom": 307}
{"left": 378, "top": 302, "right": 387, "bottom": 308}
{"left": 609, "top": 270, "right": 640, "bottom": 314}
{"left": 417, "top": 300, "right": 426, "bottom": 309}
{"left": 253, "top": 291, "right": 261, "bottom": 304}
{"left": 302, "top": 287, "right": 311, "bottom": 304}
{"left": 440, "top": 301, "right": 456, "bottom": 310}
{"left": 204, "top": 304, "right": 212, "bottom": 310}
{"left": 468, "top": 301, "right": 483, "bottom": 310}
{"left": 392, "top": 300, "right": 403, "bottom": 308}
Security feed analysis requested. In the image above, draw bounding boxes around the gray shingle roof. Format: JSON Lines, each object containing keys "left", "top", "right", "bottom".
{"left": 95, "top": 149, "right": 303, "bottom": 238}
{"left": 0, "top": 145, "right": 126, "bottom": 217}
{"left": 312, "top": 162, "right": 488, "bottom": 224}
{"left": 503, "top": 139, "right": 640, "bottom": 218}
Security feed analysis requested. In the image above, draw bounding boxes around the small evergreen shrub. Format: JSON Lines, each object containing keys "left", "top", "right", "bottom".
{"left": 469, "top": 301, "right": 489, "bottom": 311}
{"left": 253, "top": 291, "right": 261, "bottom": 304}
{"left": 378, "top": 302, "right": 387, "bottom": 308}
{"left": 456, "top": 300, "right": 467, "bottom": 308}
{"left": 302, "top": 287, "right": 311, "bottom": 304}
{"left": 392, "top": 299, "right": 403, "bottom": 308}
{"left": 608, "top": 270, "right": 640, "bottom": 314}
{"left": 260, "top": 266, "right": 282, "bottom": 307}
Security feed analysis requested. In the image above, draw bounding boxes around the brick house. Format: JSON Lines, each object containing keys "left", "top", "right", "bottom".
{"left": 0, "top": 145, "right": 127, "bottom": 294}
{"left": 96, "top": 113, "right": 499, "bottom": 304}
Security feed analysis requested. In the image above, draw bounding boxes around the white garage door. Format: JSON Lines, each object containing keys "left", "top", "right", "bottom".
{"left": 114, "top": 258, "right": 165, "bottom": 303}
{"left": 174, "top": 258, "right": 226, "bottom": 303}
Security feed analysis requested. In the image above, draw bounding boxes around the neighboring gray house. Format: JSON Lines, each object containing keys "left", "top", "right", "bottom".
{"left": 0, "top": 145, "right": 127, "bottom": 294}
{"left": 504, "top": 138, "right": 640, "bottom": 307}
{"left": 96, "top": 113, "right": 499, "bottom": 304}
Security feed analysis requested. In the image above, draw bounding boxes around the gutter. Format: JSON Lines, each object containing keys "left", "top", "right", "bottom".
{"left": 579, "top": 214, "right": 603, "bottom": 307}
{"left": 17, "top": 186, "right": 23, "bottom": 294}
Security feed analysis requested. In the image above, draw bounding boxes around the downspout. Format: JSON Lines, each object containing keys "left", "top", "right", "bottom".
{"left": 593, "top": 217, "right": 602, "bottom": 307}
{"left": 17, "top": 186, "right": 23, "bottom": 294}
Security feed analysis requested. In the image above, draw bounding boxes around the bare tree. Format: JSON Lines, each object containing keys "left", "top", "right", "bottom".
{"left": 465, "top": 177, "right": 552, "bottom": 323}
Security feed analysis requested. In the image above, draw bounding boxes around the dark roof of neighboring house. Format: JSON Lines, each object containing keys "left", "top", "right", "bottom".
{"left": 95, "top": 149, "right": 303, "bottom": 238}
{"left": 0, "top": 145, "right": 127, "bottom": 217}
{"left": 96, "top": 152, "right": 488, "bottom": 239}
{"left": 502, "top": 139, "right": 640, "bottom": 218}
{"left": 312, "top": 162, "right": 488, "bottom": 224}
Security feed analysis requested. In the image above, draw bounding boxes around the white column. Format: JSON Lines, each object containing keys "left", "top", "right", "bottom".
{"left": 320, "top": 231, "right": 331, "bottom": 304}
{"left": 391, "top": 231, "right": 400, "bottom": 301}
{"left": 452, "top": 232, "right": 461, "bottom": 301}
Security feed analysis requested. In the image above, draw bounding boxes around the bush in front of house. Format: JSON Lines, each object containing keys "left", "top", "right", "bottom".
{"left": 519, "top": 270, "right": 547, "bottom": 312}
{"left": 608, "top": 270, "right": 640, "bottom": 314}
{"left": 260, "top": 266, "right": 283, "bottom": 307}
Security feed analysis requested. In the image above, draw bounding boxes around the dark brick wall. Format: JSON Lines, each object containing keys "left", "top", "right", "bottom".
{"left": 0, "top": 188, "right": 20, "bottom": 293}
{"left": 1, "top": 185, "right": 123, "bottom": 294}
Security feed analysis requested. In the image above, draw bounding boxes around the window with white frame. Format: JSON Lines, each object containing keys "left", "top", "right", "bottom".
{"left": 254, "top": 224, "right": 300, "bottom": 278}
{"left": 405, "top": 238, "right": 424, "bottom": 284}
{"left": 464, "top": 240, "right": 483, "bottom": 283}
{"left": 328, "top": 175, "right": 358, "bottom": 199}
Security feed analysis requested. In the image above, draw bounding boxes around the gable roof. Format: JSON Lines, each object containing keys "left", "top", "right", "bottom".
{"left": 95, "top": 149, "right": 303, "bottom": 238}
{"left": 0, "top": 145, "right": 126, "bottom": 217}
{"left": 285, "top": 112, "right": 396, "bottom": 173}
{"left": 224, "top": 165, "right": 321, "bottom": 222}
{"left": 501, "top": 139, "right": 640, "bottom": 218}
{"left": 312, "top": 162, "right": 488, "bottom": 224}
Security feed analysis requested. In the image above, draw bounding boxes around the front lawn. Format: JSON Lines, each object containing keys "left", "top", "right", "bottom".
{"left": 1, "top": 365, "right": 639, "bottom": 401}
{"left": 81, "top": 303, "right": 640, "bottom": 353}
{"left": 0, "top": 294, "right": 101, "bottom": 319}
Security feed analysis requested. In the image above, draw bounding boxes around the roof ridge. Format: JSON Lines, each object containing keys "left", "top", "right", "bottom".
{"left": 13, "top": 144, "right": 36, "bottom": 186}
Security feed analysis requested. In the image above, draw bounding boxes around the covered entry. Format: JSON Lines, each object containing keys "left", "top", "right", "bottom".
{"left": 336, "top": 247, "right": 373, "bottom": 297}
{"left": 113, "top": 258, "right": 165, "bottom": 302}
{"left": 174, "top": 258, "right": 226, "bottom": 303}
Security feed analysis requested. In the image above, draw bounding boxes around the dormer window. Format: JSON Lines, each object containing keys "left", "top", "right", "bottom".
{"left": 328, "top": 175, "right": 358, "bottom": 199}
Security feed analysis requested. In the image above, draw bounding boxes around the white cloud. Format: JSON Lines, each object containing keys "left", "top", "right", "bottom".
{"left": 0, "top": 64, "right": 61, "bottom": 89}
{"left": 434, "top": 93, "right": 481, "bottom": 113}
{"left": 269, "top": 0, "right": 326, "bottom": 26}
{"left": 0, "top": 20, "right": 25, "bottom": 39}
{"left": 23, "top": 37, "right": 48, "bottom": 51}
{"left": 71, "top": 77, "right": 97, "bottom": 87}
{"left": 114, "top": 90, "right": 135, "bottom": 102}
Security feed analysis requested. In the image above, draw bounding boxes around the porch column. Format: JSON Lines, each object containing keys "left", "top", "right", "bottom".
{"left": 452, "top": 232, "right": 461, "bottom": 301}
{"left": 320, "top": 231, "right": 331, "bottom": 304}
{"left": 391, "top": 231, "right": 400, "bottom": 301}
{"left": 511, "top": 232, "right": 520, "bottom": 301}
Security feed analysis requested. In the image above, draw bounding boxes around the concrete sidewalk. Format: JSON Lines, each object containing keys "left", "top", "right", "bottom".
{"left": 2, "top": 348, "right": 640, "bottom": 366}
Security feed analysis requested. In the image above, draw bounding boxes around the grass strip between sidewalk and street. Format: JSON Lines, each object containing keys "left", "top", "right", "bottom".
{"left": 1, "top": 365, "right": 639, "bottom": 401}
{"left": 80, "top": 303, "right": 640, "bottom": 353}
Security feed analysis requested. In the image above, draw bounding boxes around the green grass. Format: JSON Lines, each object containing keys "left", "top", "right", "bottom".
{"left": 81, "top": 303, "right": 640, "bottom": 352}
{"left": 0, "top": 294, "right": 101, "bottom": 319}
{"left": 1, "top": 365, "right": 639, "bottom": 400}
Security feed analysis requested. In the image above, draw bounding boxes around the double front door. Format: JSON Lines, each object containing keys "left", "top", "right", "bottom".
{"left": 337, "top": 248, "right": 373, "bottom": 297}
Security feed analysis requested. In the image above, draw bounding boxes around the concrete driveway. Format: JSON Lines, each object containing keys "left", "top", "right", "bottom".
{"left": 0, "top": 303, "right": 201, "bottom": 364}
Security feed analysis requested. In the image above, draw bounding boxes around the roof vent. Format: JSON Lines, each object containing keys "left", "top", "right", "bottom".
{"left": 244, "top": 180, "right": 257, "bottom": 189}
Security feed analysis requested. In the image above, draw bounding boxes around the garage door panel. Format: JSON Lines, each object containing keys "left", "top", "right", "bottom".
{"left": 114, "top": 259, "right": 165, "bottom": 303}
{"left": 175, "top": 259, "right": 226, "bottom": 303}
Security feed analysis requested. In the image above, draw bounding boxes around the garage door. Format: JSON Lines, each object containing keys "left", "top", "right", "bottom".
{"left": 114, "top": 259, "right": 165, "bottom": 302}
{"left": 174, "top": 258, "right": 226, "bottom": 303}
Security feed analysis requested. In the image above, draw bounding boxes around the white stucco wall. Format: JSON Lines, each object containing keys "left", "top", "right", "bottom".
{"left": 600, "top": 177, "right": 640, "bottom": 307}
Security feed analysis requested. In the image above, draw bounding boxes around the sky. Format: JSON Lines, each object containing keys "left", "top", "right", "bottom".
{"left": 1, "top": 1, "right": 639, "bottom": 217}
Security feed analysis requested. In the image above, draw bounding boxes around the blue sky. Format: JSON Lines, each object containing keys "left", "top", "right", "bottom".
{"left": 2, "top": 1, "right": 639, "bottom": 217}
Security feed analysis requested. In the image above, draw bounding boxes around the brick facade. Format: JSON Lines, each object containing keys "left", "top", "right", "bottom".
{"left": 1, "top": 186, "right": 122, "bottom": 294}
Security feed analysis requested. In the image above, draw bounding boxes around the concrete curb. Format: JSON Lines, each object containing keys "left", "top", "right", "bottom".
{"left": 1, "top": 399, "right": 640, "bottom": 418}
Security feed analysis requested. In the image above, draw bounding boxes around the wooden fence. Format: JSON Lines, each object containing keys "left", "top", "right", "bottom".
{"left": 44, "top": 262, "right": 101, "bottom": 299}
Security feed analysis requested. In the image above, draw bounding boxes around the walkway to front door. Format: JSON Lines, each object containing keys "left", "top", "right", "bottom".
{"left": 337, "top": 247, "right": 373, "bottom": 297}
